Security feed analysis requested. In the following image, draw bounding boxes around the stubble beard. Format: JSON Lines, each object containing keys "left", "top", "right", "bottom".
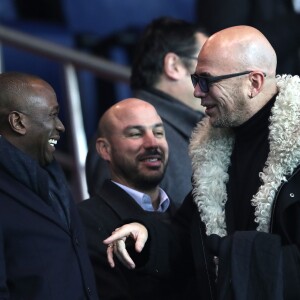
{"left": 212, "top": 96, "right": 248, "bottom": 128}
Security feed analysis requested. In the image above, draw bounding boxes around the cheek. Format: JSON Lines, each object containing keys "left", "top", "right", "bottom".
{"left": 214, "top": 85, "right": 236, "bottom": 109}
{"left": 113, "top": 141, "right": 140, "bottom": 156}
{"left": 159, "top": 140, "right": 169, "bottom": 155}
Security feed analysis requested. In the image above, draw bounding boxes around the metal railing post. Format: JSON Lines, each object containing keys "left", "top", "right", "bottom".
{"left": 63, "top": 63, "right": 89, "bottom": 200}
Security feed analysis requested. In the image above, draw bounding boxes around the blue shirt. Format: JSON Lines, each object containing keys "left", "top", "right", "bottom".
{"left": 113, "top": 181, "right": 170, "bottom": 212}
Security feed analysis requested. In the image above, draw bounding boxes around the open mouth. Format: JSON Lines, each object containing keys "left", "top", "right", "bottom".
{"left": 48, "top": 139, "right": 58, "bottom": 147}
{"left": 204, "top": 104, "right": 217, "bottom": 115}
{"left": 139, "top": 154, "right": 162, "bottom": 162}
{"left": 206, "top": 104, "right": 215, "bottom": 109}
{"left": 143, "top": 158, "right": 160, "bottom": 162}
{"left": 139, "top": 155, "right": 163, "bottom": 169}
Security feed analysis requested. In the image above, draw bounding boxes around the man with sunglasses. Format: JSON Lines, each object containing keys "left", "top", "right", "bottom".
{"left": 104, "top": 25, "right": 300, "bottom": 299}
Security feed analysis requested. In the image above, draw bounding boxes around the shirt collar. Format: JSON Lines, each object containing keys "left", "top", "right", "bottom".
{"left": 112, "top": 181, "right": 170, "bottom": 212}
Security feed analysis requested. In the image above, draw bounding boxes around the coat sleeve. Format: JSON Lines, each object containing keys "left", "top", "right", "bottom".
{"left": 133, "top": 194, "right": 200, "bottom": 299}
{"left": 78, "top": 203, "right": 134, "bottom": 300}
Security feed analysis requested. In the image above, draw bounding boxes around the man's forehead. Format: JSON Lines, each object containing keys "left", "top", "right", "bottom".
{"left": 115, "top": 107, "right": 161, "bottom": 122}
{"left": 124, "top": 122, "right": 164, "bottom": 130}
{"left": 25, "top": 93, "right": 59, "bottom": 112}
{"left": 196, "top": 51, "right": 231, "bottom": 75}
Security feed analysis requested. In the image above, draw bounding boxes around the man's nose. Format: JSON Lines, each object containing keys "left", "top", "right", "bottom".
{"left": 194, "top": 82, "right": 207, "bottom": 98}
{"left": 143, "top": 132, "right": 159, "bottom": 148}
{"left": 56, "top": 118, "right": 65, "bottom": 132}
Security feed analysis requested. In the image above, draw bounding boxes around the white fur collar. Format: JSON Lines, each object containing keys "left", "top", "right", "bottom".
{"left": 189, "top": 75, "right": 300, "bottom": 237}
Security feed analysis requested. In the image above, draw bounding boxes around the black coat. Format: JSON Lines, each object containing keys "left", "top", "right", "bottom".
{"left": 0, "top": 137, "right": 98, "bottom": 300}
{"left": 85, "top": 88, "right": 204, "bottom": 207}
{"left": 78, "top": 180, "right": 193, "bottom": 300}
{"left": 141, "top": 166, "right": 300, "bottom": 299}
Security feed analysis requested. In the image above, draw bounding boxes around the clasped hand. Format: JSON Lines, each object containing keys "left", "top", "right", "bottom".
{"left": 103, "top": 222, "right": 148, "bottom": 269}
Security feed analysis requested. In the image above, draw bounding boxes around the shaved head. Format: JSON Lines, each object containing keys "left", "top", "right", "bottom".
{"left": 199, "top": 25, "right": 277, "bottom": 76}
{"left": 194, "top": 25, "right": 279, "bottom": 127}
{"left": 98, "top": 98, "right": 162, "bottom": 138}
{"left": 96, "top": 98, "right": 169, "bottom": 193}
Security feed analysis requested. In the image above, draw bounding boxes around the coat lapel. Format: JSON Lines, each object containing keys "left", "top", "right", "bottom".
{"left": 0, "top": 170, "right": 70, "bottom": 233}
{"left": 98, "top": 180, "right": 150, "bottom": 220}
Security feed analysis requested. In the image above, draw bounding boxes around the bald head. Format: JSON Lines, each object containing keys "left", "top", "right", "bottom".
{"left": 96, "top": 98, "right": 169, "bottom": 194}
{"left": 193, "top": 26, "right": 279, "bottom": 128}
{"left": 98, "top": 98, "right": 162, "bottom": 138}
{"left": 199, "top": 25, "right": 277, "bottom": 76}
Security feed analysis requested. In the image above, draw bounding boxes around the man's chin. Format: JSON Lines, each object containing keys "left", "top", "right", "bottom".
{"left": 136, "top": 174, "right": 164, "bottom": 188}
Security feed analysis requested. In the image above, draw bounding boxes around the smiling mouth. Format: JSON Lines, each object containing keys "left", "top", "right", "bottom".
{"left": 203, "top": 104, "right": 218, "bottom": 115}
{"left": 48, "top": 139, "right": 58, "bottom": 147}
{"left": 139, "top": 154, "right": 162, "bottom": 162}
{"left": 144, "top": 158, "right": 160, "bottom": 162}
{"left": 139, "top": 155, "right": 163, "bottom": 168}
{"left": 203, "top": 103, "right": 216, "bottom": 109}
{"left": 140, "top": 157, "right": 163, "bottom": 170}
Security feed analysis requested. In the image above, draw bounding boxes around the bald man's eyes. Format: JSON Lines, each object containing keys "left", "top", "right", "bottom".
{"left": 153, "top": 128, "right": 165, "bottom": 138}
{"left": 125, "top": 128, "right": 145, "bottom": 138}
{"left": 127, "top": 130, "right": 142, "bottom": 138}
{"left": 125, "top": 127, "right": 165, "bottom": 139}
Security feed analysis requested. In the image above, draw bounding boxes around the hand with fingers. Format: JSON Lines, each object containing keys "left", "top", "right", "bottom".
{"left": 103, "top": 222, "right": 148, "bottom": 269}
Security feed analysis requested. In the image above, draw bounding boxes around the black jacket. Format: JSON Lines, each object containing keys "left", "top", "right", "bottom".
{"left": 140, "top": 76, "right": 300, "bottom": 299}
{"left": 140, "top": 167, "right": 300, "bottom": 300}
{"left": 78, "top": 180, "right": 194, "bottom": 300}
{"left": 0, "top": 136, "right": 98, "bottom": 300}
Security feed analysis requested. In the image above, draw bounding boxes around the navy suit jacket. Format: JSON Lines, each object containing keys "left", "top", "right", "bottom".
{"left": 78, "top": 180, "right": 189, "bottom": 300}
{"left": 0, "top": 168, "right": 98, "bottom": 300}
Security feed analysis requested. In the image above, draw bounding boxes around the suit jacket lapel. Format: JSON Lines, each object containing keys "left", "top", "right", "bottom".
{"left": 0, "top": 170, "right": 70, "bottom": 233}
{"left": 98, "top": 180, "right": 148, "bottom": 220}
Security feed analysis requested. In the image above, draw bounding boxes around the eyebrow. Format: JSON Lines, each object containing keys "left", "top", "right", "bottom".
{"left": 124, "top": 123, "right": 164, "bottom": 131}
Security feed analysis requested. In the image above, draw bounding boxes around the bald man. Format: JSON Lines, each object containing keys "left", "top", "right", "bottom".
{"left": 78, "top": 98, "right": 188, "bottom": 300}
{"left": 104, "top": 26, "right": 300, "bottom": 299}
{"left": 0, "top": 72, "right": 98, "bottom": 299}
{"left": 86, "top": 17, "right": 208, "bottom": 208}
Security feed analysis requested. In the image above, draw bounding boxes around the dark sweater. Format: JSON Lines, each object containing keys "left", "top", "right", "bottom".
{"left": 226, "top": 97, "right": 276, "bottom": 232}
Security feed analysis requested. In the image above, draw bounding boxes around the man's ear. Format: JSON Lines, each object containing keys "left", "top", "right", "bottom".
{"left": 8, "top": 111, "right": 26, "bottom": 135}
{"left": 163, "top": 52, "right": 185, "bottom": 80}
{"left": 96, "top": 137, "right": 111, "bottom": 161}
{"left": 249, "top": 72, "right": 265, "bottom": 98}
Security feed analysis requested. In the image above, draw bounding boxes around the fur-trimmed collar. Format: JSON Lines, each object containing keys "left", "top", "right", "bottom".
{"left": 189, "top": 75, "right": 300, "bottom": 237}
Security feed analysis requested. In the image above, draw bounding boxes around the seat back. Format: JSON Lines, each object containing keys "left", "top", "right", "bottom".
{"left": 62, "top": 0, "right": 196, "bottom": 38}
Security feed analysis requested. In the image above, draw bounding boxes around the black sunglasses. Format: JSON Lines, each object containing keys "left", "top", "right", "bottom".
{"left": 191, "top": 70, "right": 256, "bottom": 93}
